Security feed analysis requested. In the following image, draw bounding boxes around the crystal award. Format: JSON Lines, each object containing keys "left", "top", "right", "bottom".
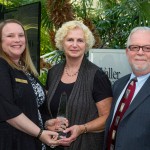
{"left": 57, "top": 92, "right": 68, "bottom": 139}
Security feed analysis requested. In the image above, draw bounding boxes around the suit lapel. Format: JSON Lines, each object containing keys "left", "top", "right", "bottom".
{"left": 111, "top": 75, "right": 130, "bottom": 115}
{"left": 113, "top": 78, "right": 129, "bottom": 103}
{"left": 122, "top": 76, "right": 150, "bottom": 120}
{"left": 106, "top": 75, "right": 130, "bottom": 130}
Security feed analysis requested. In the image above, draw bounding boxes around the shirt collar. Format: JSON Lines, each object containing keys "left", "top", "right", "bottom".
{"left": 130, "top": 72, "right": 150, "bottom": 82}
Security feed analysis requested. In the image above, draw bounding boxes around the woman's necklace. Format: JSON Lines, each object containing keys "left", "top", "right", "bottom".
{"left": 18, "top": 60, "right": 26, "bottom": 70}
{"left": 18, "top": 60, "right": 29, "bottom": 74}
{"left": 65, "top": 67, "right": 79, "bottom": 77}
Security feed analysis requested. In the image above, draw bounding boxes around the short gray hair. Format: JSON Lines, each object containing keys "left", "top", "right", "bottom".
{"left": 126, "top": 26, "right": 150, "bottom": 47}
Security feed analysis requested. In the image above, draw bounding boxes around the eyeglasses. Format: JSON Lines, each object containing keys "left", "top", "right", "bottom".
{"left": 128, "top": 45, "right": 150, "bottom": 52}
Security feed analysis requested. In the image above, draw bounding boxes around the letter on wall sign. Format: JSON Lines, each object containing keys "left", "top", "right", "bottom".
{"left": 88, "top": 49, "right": 131, "bottom": 84}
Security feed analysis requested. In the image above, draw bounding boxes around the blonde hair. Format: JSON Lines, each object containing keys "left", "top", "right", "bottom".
{"left": 0, "top": 19, "right": 38, "bottom": 77}
{"left": 55, "top": 20, "right": 95, "bottom": 53}
{"left": 126, "top": 26, "right": 150, "bottom": 47}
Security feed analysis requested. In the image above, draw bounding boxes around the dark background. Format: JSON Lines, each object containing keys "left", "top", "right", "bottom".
{"left": 0, "top": 2, "right": 41, "bottom": 72}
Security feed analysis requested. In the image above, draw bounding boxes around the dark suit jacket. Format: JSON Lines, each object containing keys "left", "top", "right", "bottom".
{"left": 0, "top": 58, "right": 47, "bottom": 150}
{"left": 104, "top": 74, "right": 150, "bottom": 150}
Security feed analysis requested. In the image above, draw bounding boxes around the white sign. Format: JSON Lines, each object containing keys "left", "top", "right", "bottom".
{"left": 89, "top": 49, "right": 132, "bottom": 84}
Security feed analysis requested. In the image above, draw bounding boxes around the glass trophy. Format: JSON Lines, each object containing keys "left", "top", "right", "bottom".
{"left": 57, "top": 92, "right": 68, "bottom": 139}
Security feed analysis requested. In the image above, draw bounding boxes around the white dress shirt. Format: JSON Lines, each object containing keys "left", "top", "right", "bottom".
{"left": 112, "top": 73, "right": 150, "bottom": 122}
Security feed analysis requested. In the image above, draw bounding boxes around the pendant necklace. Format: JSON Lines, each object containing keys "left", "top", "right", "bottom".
{"left": 65, "top": 67, "right": 79, "bottom": 77}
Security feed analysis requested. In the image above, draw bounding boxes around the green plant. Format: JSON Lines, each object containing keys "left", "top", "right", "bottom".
{"left": 1, "top": 0, "right": 149, "bottom": 84}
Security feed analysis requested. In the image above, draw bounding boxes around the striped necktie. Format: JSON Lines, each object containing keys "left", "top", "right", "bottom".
{"left": 107, "top": 77, "right": 137, "bottom": 150}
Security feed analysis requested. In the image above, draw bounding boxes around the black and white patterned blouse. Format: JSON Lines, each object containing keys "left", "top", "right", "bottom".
{"left": 25, "top": 72, "right": 46, "bottom": 150}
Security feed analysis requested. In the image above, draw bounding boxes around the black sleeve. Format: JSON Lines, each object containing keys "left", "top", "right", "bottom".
{"left": 0, "top": 59, "right": 22, "bottom": 122}
{"left": 45, "top": 69, "right": 50, "bottom": 91}
{"left": 92, "top": 69, "right": 112, "bottom": 103}
{"left": 39, "top": 98, "right": 52, "bottom": 124}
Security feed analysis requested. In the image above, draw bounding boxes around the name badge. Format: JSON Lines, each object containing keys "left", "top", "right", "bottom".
{"left": 15, "top": 78, "right": 28, "bottom": 84}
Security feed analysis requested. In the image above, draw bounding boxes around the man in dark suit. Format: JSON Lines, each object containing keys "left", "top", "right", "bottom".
{"left": 104, "top": 26, "right": 150, "bottom": 150}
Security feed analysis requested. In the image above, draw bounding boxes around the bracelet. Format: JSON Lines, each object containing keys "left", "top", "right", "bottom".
{"left": 83, "top": 124, "right": 88, "bottom": 133}
{"left": 50, "top": 145, "right": 56, "bottom": 148}
{"left": 37, "top": 129, "right": 43, "bottom": 139}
